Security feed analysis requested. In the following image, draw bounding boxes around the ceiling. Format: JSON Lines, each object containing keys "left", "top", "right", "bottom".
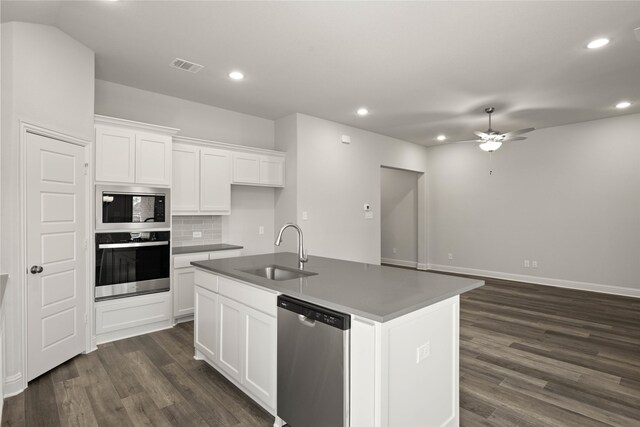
{"left": 2, "top": 1, "right": 640, "bottom": 146}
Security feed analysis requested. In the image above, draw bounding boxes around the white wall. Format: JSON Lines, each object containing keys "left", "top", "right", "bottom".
{"left": 222, "top": 186, "right": 276, "bottom": 256}
{"left": 427, "top": 112, "right": 640, "bottom": 295}
{"left": 1, "top": 21, "right": 95, "bottom": 395}
{"left": 274, "top": 114, "right": 298, "bottom": 253}
{"left": 95, "top": 80, "right": 275, "bottom": 149}
{"left": 283, "top": 114, "right": 428, "bottom": 265}
{"left": 381, "top": 167, "right": 419, "bottom": 266}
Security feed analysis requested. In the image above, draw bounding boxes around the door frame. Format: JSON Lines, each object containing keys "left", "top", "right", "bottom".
{"left": 14, "top": 121, "right": 92, "bottom": 394}
{"left": 379, "top": 165, "right": 428, "bottom": 270}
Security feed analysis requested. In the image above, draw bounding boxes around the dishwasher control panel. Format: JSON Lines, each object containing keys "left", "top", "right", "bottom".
{"left": 278, "top": 295, "right": 350, "bottom": 330}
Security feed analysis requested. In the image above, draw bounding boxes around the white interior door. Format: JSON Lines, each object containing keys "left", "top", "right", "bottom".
{"left": 26, "top": 132, "right": 86, "bottom": 381}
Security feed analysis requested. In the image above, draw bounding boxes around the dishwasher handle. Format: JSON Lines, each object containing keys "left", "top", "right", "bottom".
{"left": 298, "top": 314, "right": 316, "bottom": 327}
{"left": 278, "top": 295, "right": 350, "bottom": 330}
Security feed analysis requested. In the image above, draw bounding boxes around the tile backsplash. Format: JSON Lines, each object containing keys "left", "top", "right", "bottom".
{"left": 172, "top": 216, "right": 222, "bottom": 247}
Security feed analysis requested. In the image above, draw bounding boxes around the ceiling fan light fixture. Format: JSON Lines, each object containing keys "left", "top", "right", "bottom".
{"left": 479, "top": 140, "right": 502, "bottom": 152}
{"left": 587, "top": 38, "right": 610, "bottom": 49}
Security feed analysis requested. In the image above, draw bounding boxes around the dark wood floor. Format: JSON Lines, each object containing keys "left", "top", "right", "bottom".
{"left": 456, "top": 275, "right": 640, "bottom": 426}
{"left": 2, "top": 276, "right": 640, "bottom": 426}
{"left": 1, "top": 322, "right": 273, "bottom": 427}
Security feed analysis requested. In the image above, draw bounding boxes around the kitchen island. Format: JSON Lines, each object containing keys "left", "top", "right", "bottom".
{"left": 192, "top": 252, "right": 483, "bottom": 427}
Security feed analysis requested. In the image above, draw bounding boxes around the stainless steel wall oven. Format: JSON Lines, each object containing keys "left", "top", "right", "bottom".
{"left": 95, "top": 231, "right": 170, "bottom": 301}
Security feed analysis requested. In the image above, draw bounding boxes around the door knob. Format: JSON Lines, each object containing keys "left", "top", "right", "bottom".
{"left": 30, "top": 265, "right": 43, "bottom": 274}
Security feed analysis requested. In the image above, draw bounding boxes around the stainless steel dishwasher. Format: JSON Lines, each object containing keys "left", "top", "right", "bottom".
{"left": 277, "top": 295, "right": 350, "bottom": 427}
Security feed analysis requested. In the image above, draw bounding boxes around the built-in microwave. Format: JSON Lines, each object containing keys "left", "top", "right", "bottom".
{"left": 96, "top": 185, "right": 170, "bottom": 230}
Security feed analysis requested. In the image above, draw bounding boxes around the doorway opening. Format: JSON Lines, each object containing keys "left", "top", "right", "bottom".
{"left": 380, "top": 166, "right": 422, "bottom": 269}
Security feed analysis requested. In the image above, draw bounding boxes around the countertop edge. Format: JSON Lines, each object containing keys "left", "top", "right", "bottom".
{"left": 191, "top": 262, "right": 484, "bottom": 323}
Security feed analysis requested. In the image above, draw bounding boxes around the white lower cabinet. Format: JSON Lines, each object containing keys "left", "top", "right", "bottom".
{"left": 194, "top": 285, "right": 218, "bottom": 362}
{"left": 173, "top": 249, "right": 242, "bottom": 320}
{"left": 243, "top": 305, "right": 277, "bottom": 410}
{"left": 95, "top": 292, "right": 172, "bottom": 345}
{"left": 193, "top": 270, "right": 277, "bottom": 415}
{"left": 217, "top": 295, "right": 243, "bottom": 382}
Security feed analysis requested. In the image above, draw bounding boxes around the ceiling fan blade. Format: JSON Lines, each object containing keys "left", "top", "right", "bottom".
{"left": 451, "top": 139, "right": 481, "bottom": 144}
{"left": 503, "top": 127, "right": 535, "bottom": 137}
{"left": 474, "top": 131, "right": 489, "bottom": 138}
{"left": 503, "top": 136, "right": 527, "bottom": 142}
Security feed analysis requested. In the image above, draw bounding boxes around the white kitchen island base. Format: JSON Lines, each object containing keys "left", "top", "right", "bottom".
{"left": 193, "top": 264, "right": 466, "bottom": 427}
{"left": 351, "top": 296, "right": 459, "bottom": 427}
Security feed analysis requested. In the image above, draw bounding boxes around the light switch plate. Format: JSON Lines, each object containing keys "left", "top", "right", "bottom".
{"left": 416, "top": 342, "right": 430, "bottom": 363}
{"left": 193, "top": 231, "right": 202, "bottom": 238}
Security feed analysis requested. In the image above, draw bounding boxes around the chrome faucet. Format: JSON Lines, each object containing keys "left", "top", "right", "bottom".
{"left": 275, "top": 223, "right": 308, "bottom": 269}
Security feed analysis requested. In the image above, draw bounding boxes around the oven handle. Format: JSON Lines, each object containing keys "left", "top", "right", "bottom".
{"left": 98, "top": 241, "right": 169, "bottom": 249}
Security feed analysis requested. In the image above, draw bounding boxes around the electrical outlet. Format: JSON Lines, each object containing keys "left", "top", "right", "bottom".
{"left": 448, "top": 253, "right": 453, "bottom": 260}
{"left": 193, "top": 231, "right": 202, "bottom": 238}
{"left": 392, "top": 248, "right": 397, "bottom": 254}
{"left": 532, "top": 260, "right": 538, "bottom": 268}
{"left": 416, "top": 342, "right": 431, "bottom": 363}
{"left": 524, "top": 260, "right": 530, "bottom": 268}
{"left": 302, "top": 211, "right": 308, "bottom": 220}
{"left": 258, "top": 226, "right": 264, "bottom": 235}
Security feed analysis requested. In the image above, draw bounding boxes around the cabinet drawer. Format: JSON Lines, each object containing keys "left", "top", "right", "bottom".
{"left": 95, "top": 292, "right": 171, "bottom": 334}
{"left": 218, "top": 276, "right": 277, "bottom": 317}
{"left": 174, "top": 252, "right": 209, "bottom": 269}
{"left": 194, "top": 269, "right": 218, "bottom": 293}
{"left": 208, "top": 249, "right": 242, "bottom": 260}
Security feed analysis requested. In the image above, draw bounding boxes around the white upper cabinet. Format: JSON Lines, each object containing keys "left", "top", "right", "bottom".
{"left": 135, "top": 132, "right": 172, "bottom": 185}
{"left": 172, "top": 142, "right": 231, "bottom": 215}
{"left": 94, "top": 115, "right": 179, "bottom": 186}
{"left": 232, "top": 153, "right": 261, "bottom": 184}
{"left": 259, "top": 155, "right": 285, "bottom": 186}
{"left": 95, "top": 126, "right": 136, "bottom": 183}
{"left": 232, "top": 152, "right": 285, "bottom": 187}
{"left": 172, "top": 143, "right": 200, "bottom": 212}
{"left": 200, "top": 148, "right": 231, "bottom": 213}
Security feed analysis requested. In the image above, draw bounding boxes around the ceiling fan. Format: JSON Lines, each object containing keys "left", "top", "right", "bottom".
{"left": 454, "top": 107, "right": 535, "bottom": 152}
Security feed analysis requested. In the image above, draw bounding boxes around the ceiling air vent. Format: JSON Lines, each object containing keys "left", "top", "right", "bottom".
{"left": 170, "top": 58, "right": 204, "bottom": 73}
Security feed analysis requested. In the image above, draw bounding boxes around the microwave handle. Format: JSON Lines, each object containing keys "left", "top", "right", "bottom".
{"left": 98, "top": 241, "right": 169, "bottom": 249}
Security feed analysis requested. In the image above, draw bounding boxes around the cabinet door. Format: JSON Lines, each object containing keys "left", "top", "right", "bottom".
{"left": 243, "top": 306, "right": 277, "bottom": 411}
{"left": 259, "top": 155, "right": 285, "bottom": 187}
{"left": 201, "top": 148, "right": 231, "bottom": 214}
{"left": 172, "top": 144, "right": 200, "bottom": 213}
{"left": 194, "top": 285, "right": 218, "bottom": 362}
{"left": 95, "top": 126, "right": 135, "bottom": 183}
{"left": 232, "top": 153, "right": 260, "bottom": 184}
{"left": 174, "top": 267, "right": 196, "bottom": 318}
{"left": 135, "top": 132, "right": 172, "bottom": 186}
{"left": 218, "top": 295, "right": 243, "bottom": 382}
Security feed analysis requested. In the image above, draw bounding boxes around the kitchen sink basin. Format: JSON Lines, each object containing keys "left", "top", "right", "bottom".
{"left": 241, "top": 265, "right": 317, "bottom": 281}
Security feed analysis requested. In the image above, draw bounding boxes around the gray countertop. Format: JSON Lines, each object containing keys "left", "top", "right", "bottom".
{"left": 192, "top": 252, "right": 483, "bottom": 322}
{"left": 173, "top": 244, "right": 243, "bottom": 255}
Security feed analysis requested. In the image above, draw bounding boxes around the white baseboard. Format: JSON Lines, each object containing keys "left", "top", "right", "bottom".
{"left": 381, "top": 258, "right": 417, "bottom": 268}
{"left": 417, "top": 263, "right": 428, "bottom": 271}
{"left": 427, "top": 264, "right": 640, "bottom": 299}
{"left": 4, "top": 372, "right": 25, "bottom": 398}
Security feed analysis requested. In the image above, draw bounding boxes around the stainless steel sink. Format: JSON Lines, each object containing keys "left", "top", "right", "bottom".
{"left": 241, "top": 265, "right": 317, "bottom": 281}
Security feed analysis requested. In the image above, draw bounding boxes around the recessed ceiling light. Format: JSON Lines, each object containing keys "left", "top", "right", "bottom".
{"left": 587, "top": 38, "right": 610, "bottom": 49}
{"left": 357, "top": 108, "right": 369, "bottom": 116}
{"left": 616, "top": 101, "right": 631, "bottom": 109}
{"left": 436, "top": 135, "right": 446, "bottom": 142}
{"left": 229, "top": 71, "right": 244, "bottom": 80}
